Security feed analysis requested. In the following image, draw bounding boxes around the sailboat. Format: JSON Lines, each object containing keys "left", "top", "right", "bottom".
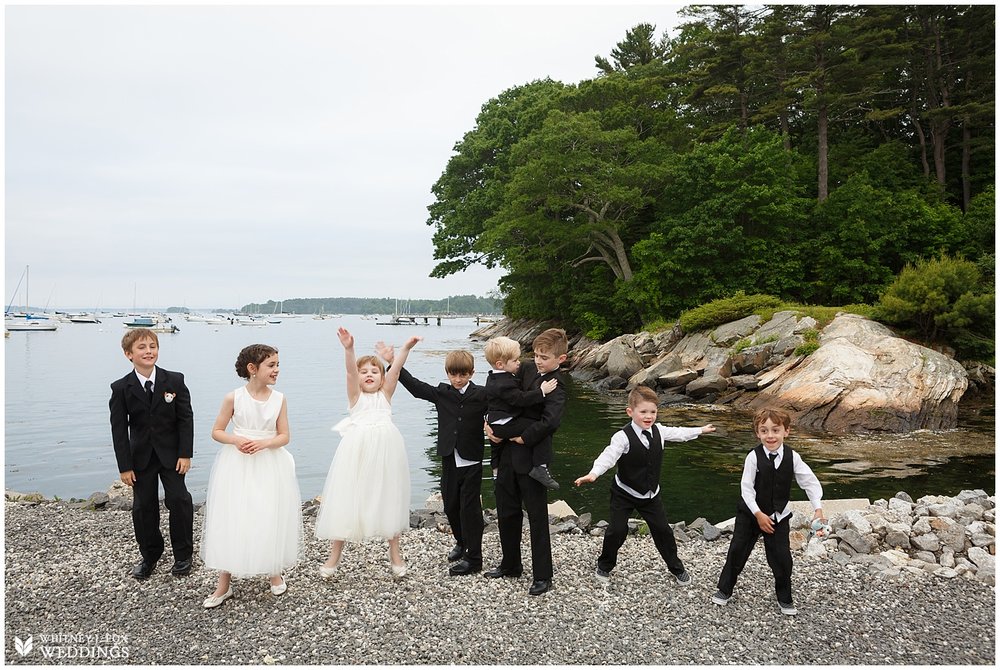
{"left": 5, "top": 266, "right": 58, "bottom": 332}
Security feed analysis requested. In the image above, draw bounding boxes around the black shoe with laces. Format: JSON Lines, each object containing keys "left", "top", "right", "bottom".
{"left": 529, "top": 465, "right": 560, "bottom": 490}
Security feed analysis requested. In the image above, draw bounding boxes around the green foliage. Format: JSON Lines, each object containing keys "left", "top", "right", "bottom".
{"left": 793, "top": 341, "right": 821, "bottom": 357}
{"left": 877, "top": 255, "right": 994, "bottom": 358}
{"left": 678, "top": 292, "right": 783, "bottom": 333}
{"left": 732, "top": 334, "right": 780, "bottom": 354}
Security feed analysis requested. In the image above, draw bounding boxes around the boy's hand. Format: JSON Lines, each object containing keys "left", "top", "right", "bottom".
{"left": 510, "top": 436, "right": 524, "bottom": 444}
{"left": 754, "top": 511, "right": 775, "bottom": 534}
{"left": 120, "top": 470, "right": 136, "bottom": 487}
{"left": 700, "top": 424, "right": 716, "bottom": 433}
{"left": 176, "top": 458, "right": 191, "bottom": 475}
{"left": 540, "top": 378, "right": 558, "bottom": 396}
{"left": 484, "top": 423, "right": 503, "bottom": 444}
{"left": 337, "top": 327, "right": 353, "bottom": 348}
{"left": 375, "top": 341, "right": 395, "bottom": 363}
{"left": 574, "top": 474, "right": 596, "bottom": 487}
{"left": 813, "top": 508, "right": 825, "bottom": 521}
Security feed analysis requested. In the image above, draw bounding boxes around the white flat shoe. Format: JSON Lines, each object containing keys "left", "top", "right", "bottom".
{"left": 203, "top": 587, "right": 232, "bottom": 609}
{"left": 391, "top": 562, "right": 407, "bottom": 579}
{"left": 270, "top": 578, "right": 287, "bottom": 596}
{"left": 319, "top": 563, "right": 339, "bottom": 578}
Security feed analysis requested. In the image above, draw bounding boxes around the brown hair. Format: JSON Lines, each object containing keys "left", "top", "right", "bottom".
{"left": 121, "top": 328, "right": 158, "bottom": 353}
{"left": 753, "top": 407, "right": 792, "bottom": 431}
{"left": 483, "top": 336, "right": 521, "bottom": 367}
{"left": 532, "top": 328, "right": 568, "bottom": 357}
{"left": 627, "top": 385, "right": 658, "bottom": 408}
{"left": 236, "top": 344, "right": 278, "bottom": 379}
{"left": 356, "top": 355, "right": 385, "bottom": 378}
{"left": 445, "top": 350, "right": 475, "bottom": 375}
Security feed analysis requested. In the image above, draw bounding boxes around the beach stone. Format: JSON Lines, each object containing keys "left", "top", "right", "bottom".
{"left": 686, "top": 374, "right": 729, "bottom": 398}
{"left": 912, "top": 551, "right": 937, "bottom": 564}
{"left": 589, "top": 528, "right": 605, "bottom": 537}
{"left": 934, "top": 567, "right": 959, "bottom": 579}
{"left": 887, "top": 497, "right": 913, "bottom": 516}
{"left": 893, "top": 491, "right": 914, "bottom": 504}
{"left": 577, "top": 512, "right": 592, "bottom": 529}
{"left": 843, "top": 510, "right": 873, "bottom": 535}
{"left": 939, "top": 547, "right": 956, "bottom": 568}
{"left": 967, "top": 547, "right": 995, "bottom": 572}
{"left": 970, "top": 534, "right": 994, "bottom": 548}
{"left": 929, "top": 518, "right": 966, "bottom": 552}
{"left": 928, "top": 502, "right": 962, "bottom": 519}
{"left": 595, "top": 376, "right": 628, "bottom": 392}
{"left": 912, "top": 517, "right": 933, "bottom": 535}
{"left": 911, "top": 533, "right": 941, "bottom": 552}
{"left": 802, "top": 538, "right": 827, "bottom": 559}
{"left": 962, "top": 503, "right": 986, "bottom": 521}
{"left": 789, "top": 530, "right": 807, "bottom": 551}
{"left": 688, "top": 517, "right": 707, "bottom": 531}
{"left": 956, "top": 489, "right": 990, "bottom": 505}
{"left": 701, "top": 523, "right": 722, "bottom": 542}
{"left": 606, "top": 338, "right": 644, "bottom": 380}
{"left": 837, "top": 528, "right": 875, "bottom": 554}
{"left": 831, "top": 551, "right": 851, "bottom": 566}
{"left": 548, "top": 500, "right": 576, "bottom": 518}
{"left": 885, "top": 530, "right": 911, "bottom": 549}
{"left": 728, "top": 374, "right": 759, "bottom": 391}
{"left": 731, "top": 343, "right": 774, "bottom": 375}
{"left": 85, "top": 492, "right": 110, "bottom": 509}
{"left": 880, "top": 549, "right": 911, "bottom": 567}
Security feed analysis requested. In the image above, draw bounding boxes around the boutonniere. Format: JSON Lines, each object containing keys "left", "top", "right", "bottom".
{"left": 163, "top": 392, "right": 177, "bottom": 404}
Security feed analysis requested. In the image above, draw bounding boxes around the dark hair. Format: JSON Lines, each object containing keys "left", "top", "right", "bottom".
{"left": 532, "top": 328, "right": 569, "bottom": 357}
{"left": 445, "top": 350, "right": 475, "bottom": 375}
{"left": 121, "top": 328, "right": 158, "bottom": 353}
{"left": 627, "top": 385, "right": 658, "bottom": 408}
{"left": 236, "top": 344, "right": 278, "bottom": 379}
{"left": 753, "top": 407, "right": 792, "bottom": 431}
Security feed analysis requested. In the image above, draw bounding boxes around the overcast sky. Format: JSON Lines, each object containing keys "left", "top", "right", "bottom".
{"left": 5, "top": 2, "right": 684, "bottom": 310}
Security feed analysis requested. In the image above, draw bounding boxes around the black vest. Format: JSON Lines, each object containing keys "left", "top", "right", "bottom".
{"left": 739, "top": 444, "right": 793, "bottom": 516}
{"left": 616, "top": 424, "right": 663, "bottom": 495}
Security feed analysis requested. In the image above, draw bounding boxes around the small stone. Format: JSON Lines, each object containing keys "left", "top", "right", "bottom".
{"left": 911, "top": 533, "right": 941, "bottom": 552}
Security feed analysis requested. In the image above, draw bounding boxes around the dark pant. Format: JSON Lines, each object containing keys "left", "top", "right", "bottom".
{"left": 132, "top": 458, "right": 193, "bottom": 563}
{"left": 598, "top": 484, "right": 685, "bottom": 575}
{"left": 717, "top": 509, "right": 793, "bottom": 603}
{"left": 494, "top": 444, "right": 552, "bottom": 580}
{"left": 441, "top": 456, "right": 484, "bottom": 563}
{"left": 489, "top": 418, "right": 549, "bottom": 468}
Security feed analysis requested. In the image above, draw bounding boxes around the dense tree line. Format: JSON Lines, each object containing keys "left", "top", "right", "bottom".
{"left": 239, "top": 295, "right": 501, "bottom": 316}
{"left": 426, "top": 5, "right": 994, "bottom": 346}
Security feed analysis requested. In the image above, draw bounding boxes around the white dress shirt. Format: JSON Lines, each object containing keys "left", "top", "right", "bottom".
{"left": 452, "top": 382, "right": 482, "bottom": 467}
{"left": 588, "top": 421, "right": 702, "bottom": 498}
{"left": 134, "top": 368, "right": 157, "bottom": 391}
{"left": 740, "top": 445, "right": 823, "bottom": 522}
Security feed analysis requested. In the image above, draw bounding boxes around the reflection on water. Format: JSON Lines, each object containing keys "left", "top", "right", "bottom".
{"left": 5, "top": 316, "right": 994, "bottom": 524}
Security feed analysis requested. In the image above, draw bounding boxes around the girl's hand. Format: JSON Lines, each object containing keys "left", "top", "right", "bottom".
{"left": 238, "top": 439, "right": 259, "bottom": 454}
{"left": 337, "top": 327, "right": 353, "bottom": 348}
{"left": 403, "top": 335, "right": 422, "bottom": 350}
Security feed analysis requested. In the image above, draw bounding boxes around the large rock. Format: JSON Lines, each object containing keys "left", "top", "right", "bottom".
{"left": 628, "top": 353, "right": 682, "bottom": 389}
{"left": 606, "top": 337, "right": 645, "bottom": 380}
{"left": 686, "top": 374, "right": 729, "bottom": 398}
{"left": 737, "top": 314, "right": 968, "bottom": 433}
{"left": 711, "top": 315, "right": 762, "bottom": 347}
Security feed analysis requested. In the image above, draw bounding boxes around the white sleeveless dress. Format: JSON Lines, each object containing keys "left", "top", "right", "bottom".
{"left": 200, "top": 387, "right": 303, "bottom": 577}
{"left": 314, "top": 390, "right": 410, "bottom": 542}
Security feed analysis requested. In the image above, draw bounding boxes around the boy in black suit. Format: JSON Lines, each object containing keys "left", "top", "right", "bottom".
{"left": 486, "top": 328, "right": 568, "bottom": 596}
{"left": 382, "top": 346, "right": 488, "bottom": 576}
{"left": 483, "top": 336, "right": 559, "bottom": 489}
{"left": 575, "top": 385, "right": 715, "bottom": 586}
{"left": 109, "top": 328, "right": 194, "bottom": 580}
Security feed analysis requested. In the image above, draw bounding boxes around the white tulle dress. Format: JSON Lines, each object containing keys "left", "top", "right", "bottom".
{"left": 200, "top": 386, "right": 303, "bottom": 577}
{"left": 314, "top": 390, "right": 410, "bottom": 542}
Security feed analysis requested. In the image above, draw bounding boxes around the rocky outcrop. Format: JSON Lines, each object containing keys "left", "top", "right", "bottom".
{"left": 738, "top": 314, "right": 969, "bottom": 432}
{"left": 548, "top": 311, "right": 976, "bottom": 434}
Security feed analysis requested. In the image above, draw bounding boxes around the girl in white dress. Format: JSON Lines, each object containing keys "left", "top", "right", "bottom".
{"left": 201, "top": 344, "right": 303, "bottom": 608}
{"left": 315, "top": 327, "right": 420, "bottom": 578}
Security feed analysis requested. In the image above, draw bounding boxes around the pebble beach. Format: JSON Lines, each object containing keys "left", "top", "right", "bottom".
{"left": 3, "top": 501, "right": 995, "bottom": 666}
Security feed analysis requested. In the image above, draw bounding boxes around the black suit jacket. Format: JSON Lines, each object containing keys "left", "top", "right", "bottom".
{"left": 396, "top": 367, "right": 488, "bottom": 462}
{"left": 109, "top": 366, "right": 194, "bottom": 472}
{"left": 501, "top": 361, "right": 566, "bottom": 475}
{"left": 484, "top": 370, "right": 545, "bottom": 423}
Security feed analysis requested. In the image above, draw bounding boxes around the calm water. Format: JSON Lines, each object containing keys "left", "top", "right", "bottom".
{"left": 4, "top": 315, "right": 995, "bottom": 522}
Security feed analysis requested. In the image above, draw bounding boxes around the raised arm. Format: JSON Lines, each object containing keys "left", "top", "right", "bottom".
{"left": 339, "top": 327, "right": 360, "bottom": 407}
{"left": 381, "top": 335, "right": 421, "bottom": 400}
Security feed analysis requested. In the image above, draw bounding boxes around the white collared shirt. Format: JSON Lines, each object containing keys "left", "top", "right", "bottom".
{"left": 452, "top": 381, "right": 482, "bottom": 468}
{"left": 588, "top": 421, "right": 703, "bottom": 498}
{"left": 740, "top": 445, "right": 823, "bottom": 522}
{"left": 134, "top": 368, "right": 157, "bottom": 391}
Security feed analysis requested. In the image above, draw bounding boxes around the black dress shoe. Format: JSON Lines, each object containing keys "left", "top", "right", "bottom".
{"left": 449, "top": 559, "right": 482, "bottom": 576}
{"left": 132, "top": 560, "right": 157, "bottom": 580}
{"left": 483, "top": 565, "right": 523, "bottom": 579}
{"left": 170, "top": 559, "right": 193, "bottom": 576}
{"left": 447, "top": 544, "right": 465, "bottom": 562}
{"left": 528, "top": 579, "right": 552, "bottom": 596}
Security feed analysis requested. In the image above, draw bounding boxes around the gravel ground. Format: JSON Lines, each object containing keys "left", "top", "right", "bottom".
{"left": 4, "top": 502, "right": 995, "bottom": 665}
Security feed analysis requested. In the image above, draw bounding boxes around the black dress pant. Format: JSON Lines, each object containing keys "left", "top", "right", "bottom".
{"left": 441, "top": 456, "right": 484, "bottom": 563}
{"left": 717, "top": 508, "right": 793, "bottom": 603}
{"left": 489, "top": 418, "right": 549, "bottom": 468}
{"left": 132, "top": 457, "right": 193, "bottom": 563}
{"left": 494, "top": 444, "right": 552, "bottom": 580}
{"left": 597, "top": 483, "right": 685, "bottom": 575}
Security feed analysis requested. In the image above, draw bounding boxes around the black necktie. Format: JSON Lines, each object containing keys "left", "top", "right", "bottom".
{"left": 642, "top": 430, "right": 653, "bottom": 448}
{"left": 144, "top": 380, "right": 154, "bottom": 404}
{"left": 769, "top": 452, "right": 778, "bottom": 469}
